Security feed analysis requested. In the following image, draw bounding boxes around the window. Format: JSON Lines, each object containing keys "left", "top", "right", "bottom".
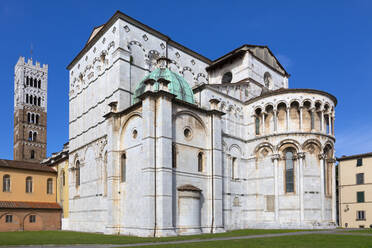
{"left": 62, "top": 171, "right": 65, "bottom": 186}
{"left": 33, "top": 96, "right": 37, "bottom": 105}
{"left": 30, "top": 95, "right": 33, "bottom": 105}
{"left": 30, "top": 77, "right": 33, "bottom": 87}
{"left": 357, "top": 158, "right": 363, "bottom": 166}
{"left": 172, "top": 143, "right": 176, "bottom": 168}
{"left": 28, "top": 131, "right": 32, "bottom": 141}
{"left": 38, "top": 97, "right": 41, "bottom": 106}
{"left": 36, "top": 115, "right": 39, "bottom": 125}
{"left": 3, "top": 175, "right": 10, "bottom": 192}
{"left": 5, "top": 215, "right": 12, "bottom": 223}
{"left": 232, "top": 157, "right": 237, "bottom": 179}
{"left": 221, "top": 71, "right": 232, "bottom": 84}
{"left": 29, "top": 215, "right": 36, "bottom": 223}
{"left": 33, "top": 132, "right": 37, "bottom": 142}
{"left": 47, "top": 178, "right": 53, "bottom": 194}
{"left": 26, "top": 176, "right": 33, "bottom": 193}
{"left": 30, "top": 150, "right": 35, "bottom": 159}
{"left": 26, "top": 76, "right": 29, "bottom": 86}
{"left": 27, "top": 113, "right": 31, "bottom": 123}
{"left": 264, "top": 72, "right": 272, "bottom": 88}
{"left": 26, "top": 94, "right": 29, "bottom": 103}
{"left": 121, "top": 154, "right": 126, "bottom": 183}
{"left": 356, "top": 173, "right": 364, "bottom": 185}
{"left": 38, "top": 80, "right": 41, "bottom": 88}
{"left": 198, "top": 152, "right": 204, "bottom": 172}
{"left": 285, "top": 150, "right": 295, "bottom": 193}
{"left": 255, "top": 117, "right": 260, "bottom": 135}
{"left": 31, "top": 114, "right": 35, "bottom": 123}
{"left": 357, "top": 191, "right": 365, "bottom": 203}
{"left": 33, "top": 78, "right": 37, "bottom": 88}
{"left": 357, "top": 211, "right": 365, "bottom": 220}
{"left": 75, "top": 161, "right": 80, "bottom": 187}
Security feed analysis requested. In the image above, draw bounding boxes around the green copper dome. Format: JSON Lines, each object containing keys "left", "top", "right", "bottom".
{"left": 132, "top": 67, "right": 195, "bottom": 104}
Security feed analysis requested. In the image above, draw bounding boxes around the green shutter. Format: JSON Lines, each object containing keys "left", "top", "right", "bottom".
{"left": 357, "top": 191, "right": 365, "bottom": 203}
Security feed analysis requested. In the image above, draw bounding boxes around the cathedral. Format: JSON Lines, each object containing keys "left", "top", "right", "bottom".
{"left": 65, "top": 11, "right": 337, "bottom": 236}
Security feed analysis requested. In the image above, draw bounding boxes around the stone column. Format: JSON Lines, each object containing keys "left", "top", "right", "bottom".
{"left": 319, "top": 154, "right": 326, "bottom": 221}
{"left": 261, "top": 112, "right": 266, "bottom": 135}
{"left": 299, "top": 107, "right": 303, "bottom": 132}
{"left": 320, "top": 111, "right": 324, "bottom": 133}
{"left": 286, "top": 107, "right": 290, "bottom": 131}
{"left": 310, "top": 109, "right": 315, "bottom": 131}
{"left": 298, "top": 152, "right": 305, "bottom": 224}
{"left": 328, "top": 113, "right": 332, "bottom": 135}
{"left": 273, "top": 109, "right": 278, "bottom": 133}
{"left": 155, "top": 80, "right": 176, "bottom": 236}
{"left": 272, "top": 154, "right": 280, "bottom": 223}
{"left": 330, "top": 158, "right": 337, "bottom": 224}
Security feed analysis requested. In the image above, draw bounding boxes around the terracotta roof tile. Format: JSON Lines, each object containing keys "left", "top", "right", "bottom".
{"left": 0, "top": 159, "right": 56, "bottom": 173}
{"left": 0, "top": 201, "right": 61, "bottom": 210}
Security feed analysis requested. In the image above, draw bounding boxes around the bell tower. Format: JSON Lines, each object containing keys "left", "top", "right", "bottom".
{"left": 13, "top": 57, "right": 48, "bottom": 162}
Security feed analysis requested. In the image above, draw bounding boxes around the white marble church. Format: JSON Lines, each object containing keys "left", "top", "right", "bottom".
{"left": 65, "top": 11, "right": 337, "bottom": 236}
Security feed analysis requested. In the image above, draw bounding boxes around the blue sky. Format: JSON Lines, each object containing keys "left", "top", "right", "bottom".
{"left": 0, "top": 0, "right": 371, "bottom": 159}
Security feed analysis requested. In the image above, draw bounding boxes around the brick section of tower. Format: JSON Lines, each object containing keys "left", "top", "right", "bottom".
{"left": 13, "top": 57, "right": 48, "bottom": 162}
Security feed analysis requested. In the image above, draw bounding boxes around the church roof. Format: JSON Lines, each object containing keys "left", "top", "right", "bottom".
{"left": 0, "top": 159, "right": 57, "bottom": 173}
{"left": 132, "top": 68, "right": 195, "bottom": 105}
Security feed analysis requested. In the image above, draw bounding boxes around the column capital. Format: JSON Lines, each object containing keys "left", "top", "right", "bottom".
{"left": 318, "top": 154, "right": 326, "bottom": 160}
{"left": 327, "top": 158, "right": 337, "bottom": 164}
{"left": 297, "top": 152, "right": 306, "bottom": 159}
{"left": 271, "top": 154, "right": 280, "bottom": 161}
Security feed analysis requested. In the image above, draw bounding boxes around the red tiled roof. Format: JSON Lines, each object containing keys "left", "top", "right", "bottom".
{"left": 0, "top": 159, "right": 56, "bottom": 173}
{"left": 0, "top": 201, "right": 61, "bottom": 210}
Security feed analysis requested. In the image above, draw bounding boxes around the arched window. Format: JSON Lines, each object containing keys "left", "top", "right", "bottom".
{"left": 30, "top": 150, "right": 35, "bottom": 159}
{"left": 38, "top": 80, "right": 41, "bottom": 88}
{"left": 26, "top": 76, "right": 29, "bottom": 86}
{"left": 34, "top": 96, "right": 37, "bottom": 105}
{"left": 28, "top": 131, "right": 33, "bottom": 141}
{"left": 3, "top": 175, "right": 10, "bottom": 192}
{"left": 36, "top": 115, "right": 39, "bottom": 125}
{"left": 30, "top": 95, "right": 33, "bottom": 105}
{"left": 31, "top": 114, "right": 35, "bottom": 123}
{"left": 75, "top": 161, "right": 80, "bottom": 187}
{"left": 285, "top": 149, "right": 295, "bottom": 193}
{"left": 264, "top": 72, "right": 272, "bottom": 88}
{"left": 26, "top": 94, "right": 29, "bottom": 104}
{"left": 255, "top": 117, "right": 260, "bottom": 135}
{"left": 33, "top": 132, "right": 37, "bottom": 142}
{"left": 121, "top": 154, "right": 126, "bottom": 182}
{"left": 30, "top": 78, "right": 33, "bottom": 87}
{"left": 222, "top": 71, "right": 233, "bottom": 84}
{"left": 47, "top": 178, "right": 53, "bottom": 194}
{"left": 198, "top": 152, "right": 204, "bottom": 172}
{"left": 27, "top": 113, "right": 31, "bottom": 123}
{"left": 34, "top": 78, "right": 37, "bottom": 87}
{"left": 26, "top": 176, "right": 33, "bottom": 193}
{"left": 38, "top": 97, "right": 41, "bottom": 106}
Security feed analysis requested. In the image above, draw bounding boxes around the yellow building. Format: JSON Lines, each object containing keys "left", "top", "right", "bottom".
{"left": 42, "top": 142, "right": 69, "bottom": 229}
{"left": 338, "top": 152, "right": 372, "bottom": 228}
{"left": 0, "top": 159, "right": 61, "bottom": 231}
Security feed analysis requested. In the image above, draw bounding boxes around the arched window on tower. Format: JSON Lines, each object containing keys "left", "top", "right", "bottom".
{"left": 75, "top": 161, "right": 80, "bottom": 188}
{"left": 33, "top": 132, "right": 37, "bottom": 142}
{"left": 26, "top": 94, "right": 29, "bottom": 104}
{"left": 121, "top": 154, "right": 126, "bottom": 183}
{"left": 38, "top": 97, "right": 41, "bottom": 106}
{"left": 198, "top": 152, "right": 204, "bottom": 172}
{"left": 38, "top": 80, "right": 41, "bottom": 89}
{"left": 36, "top": 115, "right": 39, "bottom": 125}
{"left": 31, "top": 114, "right": 35, "bottom": 123}
{"left": 26, "top": 176, "right": 33, "bottom": 193}
{"left": 27, "top": 113, "right": 31, "bottom": 123}
{"left": 26, "top": 76, "right": 29, "bottom": 86}
{"left": 30, "top": 150, "right": 35, "bottom": 159}
{"left": 30, "top": 78, "right": 33, "bottom": 87}
{"left": 34, "top": 78, "right": 37, "bottom": 87}
{"left": 285, "top": 149, "right": 295, "bottom": 193}
{"left": 34, "top": 96, "right": 37, "bottom": 105}
{"left": 28, "top": 131, "right": 32, "bottom": 141}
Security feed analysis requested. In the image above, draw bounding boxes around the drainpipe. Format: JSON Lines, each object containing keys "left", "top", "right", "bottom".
{"left": 210, "top": 113, "right": 214, "bottom": 233}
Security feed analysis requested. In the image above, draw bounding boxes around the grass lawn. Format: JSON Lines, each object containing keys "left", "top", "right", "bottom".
{"left": 0, "top": 229, "right": 309, "bottom": 246}
{"left": 348, "top": 229, "right": 372, "bottom": 233}
{"left": 124, "top": 234, "right": 372, "bottom": 248}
